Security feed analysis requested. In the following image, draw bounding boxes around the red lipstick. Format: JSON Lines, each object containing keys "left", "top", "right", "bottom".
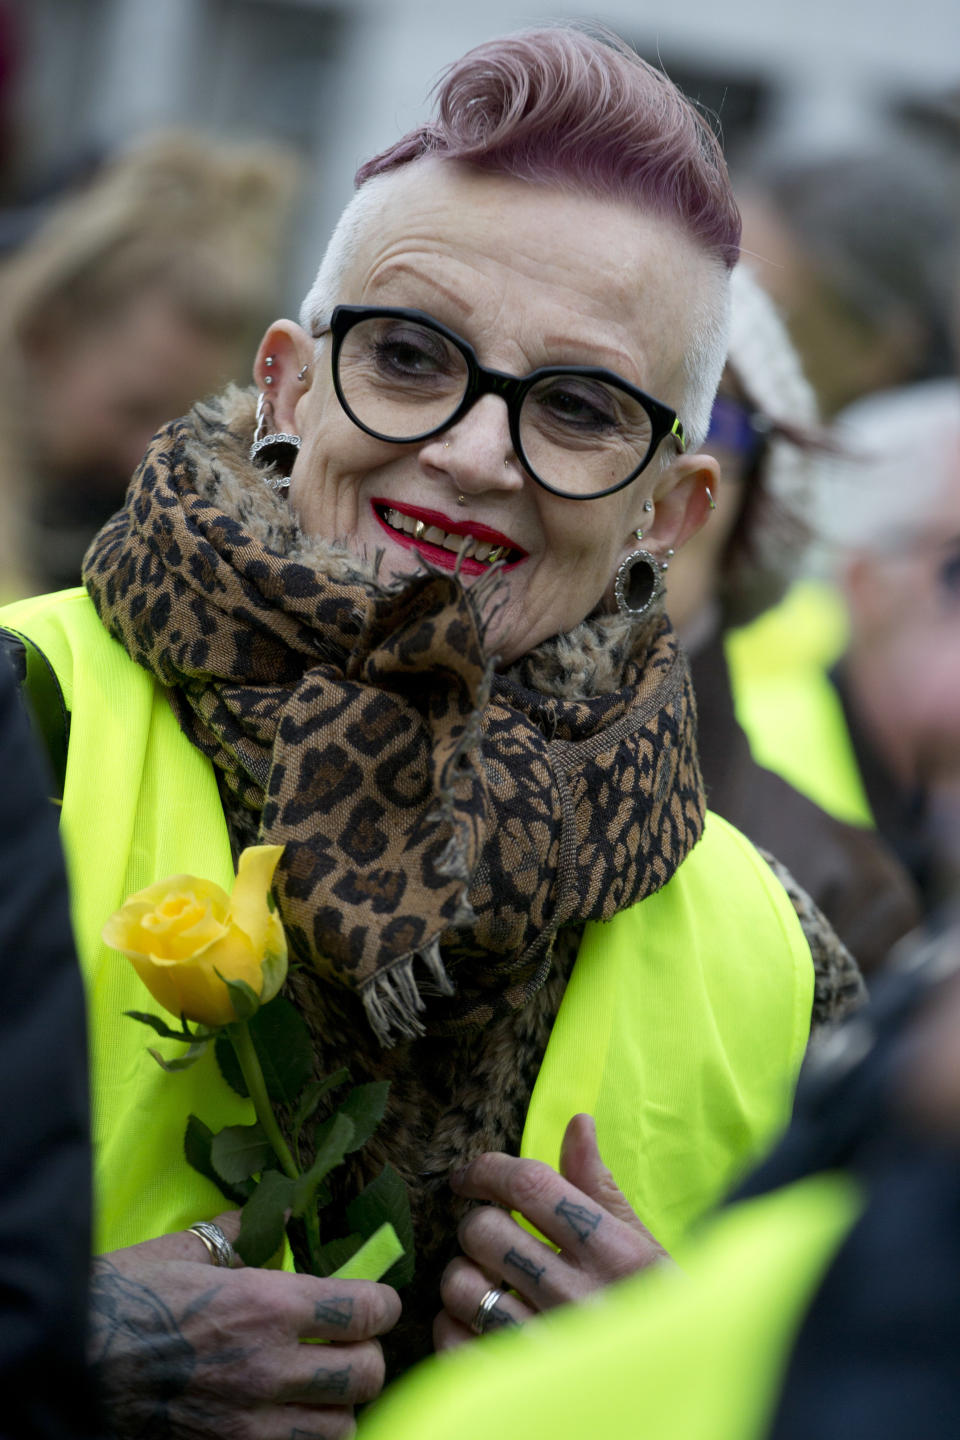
{"left": 372, "top": 499, "right": 527, "bottom": 577}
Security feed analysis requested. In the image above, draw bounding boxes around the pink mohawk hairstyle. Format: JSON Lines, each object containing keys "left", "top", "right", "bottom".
{"left": 355, "top": 25, "right": 741, "bottom": 271}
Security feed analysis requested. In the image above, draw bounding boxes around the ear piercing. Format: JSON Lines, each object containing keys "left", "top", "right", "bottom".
{"left": 660, "top": 547, "right": 675, "bottom": 573}
{"left": 263, "top": 355, "right": 275, "bottom": 385}
{"left": 297, "top": 362, "right": 310, "bottom": 382}
{"left": 643, "top": 499, "right": 653, "bottom": 513}
{"left": 706, "top": 487, "right": 717, "bottom": 511}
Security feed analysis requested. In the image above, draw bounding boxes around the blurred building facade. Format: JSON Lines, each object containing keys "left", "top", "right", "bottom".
{"left": 10, "top": 0, "right": 959, "bottom": 311}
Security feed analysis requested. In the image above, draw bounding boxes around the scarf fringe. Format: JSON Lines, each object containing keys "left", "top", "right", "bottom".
{"left": 362, "top": 939, "right": 456, "bottom": 1046}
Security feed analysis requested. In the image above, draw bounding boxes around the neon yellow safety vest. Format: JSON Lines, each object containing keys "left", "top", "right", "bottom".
{"left": 725, "top": 580, "right": 873, "bottom": 828}
{"left": 357, "top": 1171, "right": 863, "bottom": 1440}
{"left": 2, "top": 589, "right": 813, "bottom": 1256}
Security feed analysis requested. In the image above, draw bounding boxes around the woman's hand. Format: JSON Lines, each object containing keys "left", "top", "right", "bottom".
{"left": 434, "top": 1114, "right": 672, "bottom": 1350}
{"left": 88, "top": 1210, "right": 401, "bottom": 1439}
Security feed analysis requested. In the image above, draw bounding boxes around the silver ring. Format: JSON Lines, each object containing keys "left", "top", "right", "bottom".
{"left": 187, "top": 1221, "right": 237, "bottom": 1268}
{"left": 470, "top": 1285, "right": 508, "bottom": 1336}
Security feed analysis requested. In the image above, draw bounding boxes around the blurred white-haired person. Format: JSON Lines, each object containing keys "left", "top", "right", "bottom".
{"left": 667, "top": 264, "right": 921, "bottom": 971}
{"left": 806, "top": 379, "right": 960, "bottom": 912}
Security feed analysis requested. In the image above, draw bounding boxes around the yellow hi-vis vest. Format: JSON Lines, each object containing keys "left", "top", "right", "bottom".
{"left": 725, "top": 580, "right": 873, "bottom": 828}
{"left": 357, "top": 1171, "right": 863, "bottom": 1440}
{"left": 2, "top": 589, "right": 813, "bottom": 1256}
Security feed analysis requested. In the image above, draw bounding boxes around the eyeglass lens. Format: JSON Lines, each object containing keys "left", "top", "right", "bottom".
{"left": 335, "top": 314, "right": 657, "bottom": 497}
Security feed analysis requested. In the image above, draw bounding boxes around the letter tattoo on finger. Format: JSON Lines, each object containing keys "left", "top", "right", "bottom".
{"left": 485, "top": 1301, "right": 518, "bottom": 1331}
{"left": 554, "top": 1197, "right": 602, "bottom": 1243}
{"left": 314, "top": 1297, "right": 354, "bottom": 1329}
{"left": 504, "top": 1247, "right": 545, "bottom": 1286}
{"left": 306, "top": 1365, "right": 351, "bottom": 1399}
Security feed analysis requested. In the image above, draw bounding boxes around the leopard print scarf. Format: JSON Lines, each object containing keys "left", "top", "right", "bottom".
{"left": 83, "top": 389, "right": 706, "bottom": 1044}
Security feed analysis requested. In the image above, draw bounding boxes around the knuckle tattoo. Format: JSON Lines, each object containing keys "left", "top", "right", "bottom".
{"left": 504, "top": 1247, "right": 545, "bottom": 1286}
{"left": 554, "top": 1196, "right": 602, "bottom": 1243}
{"left": 307, "top": 1364, "right": 352, "bottom": 1398}
{"left": 314, "top": 1296, "right": 355, "bottom": 1329}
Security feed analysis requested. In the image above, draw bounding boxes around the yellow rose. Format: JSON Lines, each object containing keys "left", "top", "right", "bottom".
{"left": 102, "top": 845, "right": 287, "bottom": 1028}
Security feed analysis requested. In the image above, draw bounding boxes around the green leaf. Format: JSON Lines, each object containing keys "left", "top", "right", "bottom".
{"left": 334, "top": 1081, "right": 390, "bottom": 1155}
{"left": 314, "top": 1233, "right": 363, "bottom": 1276}
{"left": 292, "top": 1067, "right": 351, "bottom": 1141}
{"left": 217, "top": 973, "right": 260, "bottom": 1022}
{"left": 346, "top": 1164, "right": 415, "bottom": 1288}
{"left": 291, "top": 1112, "right": 355, "bottom": 1217}
{"left": 124, "top": 1010, "right": 196, "bottom": 1042}
{"left": 210, "top": 1122, "right": 275, "bottom": 1183}
{"left": 183, "top": 1115, "right": 253, "bottom": 1207}
{"left": 147, "top": 1039, "right": 209, "bottom": 1072}
{"left": 234, "top": 1169, "right": 296, "bottom": 1268}
{"left": 216, "top": 997, "right": 315, "bottom": 1105}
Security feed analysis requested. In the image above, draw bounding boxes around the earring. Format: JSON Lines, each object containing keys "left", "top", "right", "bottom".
{"left": 643, "top": 499, "right": 654, "bottom": 513}
{"left": 250, "top": 389, "right": 301, "bottom": 485}
{"left": 297, "top": 362, "right": 310, "bottom": 382}
{"left": 634, "top": 527, "right": 644, "bottom": 542}
{"left": 706, "top": 486, "right": 717, "bottom": 511}
{"left": 614, "top": 548, "right": 665, "bottom": 618}
{"left": 661, "top": 547, "right": 675, "bottom": 573}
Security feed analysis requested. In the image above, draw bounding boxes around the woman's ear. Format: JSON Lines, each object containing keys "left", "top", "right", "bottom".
{"left": 252, "top": 320, "right": 315, "bottom": 434}
{"left": 642, "top": 453, "right": 721, "bottom": 555}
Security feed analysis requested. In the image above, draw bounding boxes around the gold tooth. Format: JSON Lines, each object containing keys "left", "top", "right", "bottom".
{"left": 413, "top": 520, "right": 425, "bottom": 539}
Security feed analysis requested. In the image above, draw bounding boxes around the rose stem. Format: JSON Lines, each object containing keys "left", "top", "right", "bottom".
{"left": 229, "top": 1021, "right": 325, "bottom": 1273}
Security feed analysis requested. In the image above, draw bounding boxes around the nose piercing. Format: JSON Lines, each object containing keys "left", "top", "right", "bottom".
{"left": 504, "top": 458, "right": 511, "bottom": 469}
{"left": 444, "top": 442, "right": 451, "bottom": 450}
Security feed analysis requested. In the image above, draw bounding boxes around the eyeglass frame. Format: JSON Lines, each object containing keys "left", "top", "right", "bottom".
{"left": 312, "top": 304, "right": 687, "bottom": 501}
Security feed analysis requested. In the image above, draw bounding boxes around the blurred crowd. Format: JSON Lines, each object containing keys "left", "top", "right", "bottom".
{"left": 0, "top": 6, "right": 959, "bottom": 1439}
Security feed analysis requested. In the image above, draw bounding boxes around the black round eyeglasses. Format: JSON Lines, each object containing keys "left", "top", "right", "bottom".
{"left": 314, "top": 305, "right": 687, "bottom": 501}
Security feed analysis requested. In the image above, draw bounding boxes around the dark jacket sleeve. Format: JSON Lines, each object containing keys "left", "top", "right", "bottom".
{"left": 0, "top": 646, "right": 99, "bottom": 1437}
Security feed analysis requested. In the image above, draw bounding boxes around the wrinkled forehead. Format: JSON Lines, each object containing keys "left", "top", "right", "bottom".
{"left": 340, "top": 159, "right": 721, "bottom": 386}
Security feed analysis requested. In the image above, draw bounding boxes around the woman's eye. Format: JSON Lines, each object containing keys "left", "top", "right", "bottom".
{"left": 535, "top": 381, "right": 619, "bottom": 432}
{"left": 372, "top": 328, "right": 453, "bottom": 377}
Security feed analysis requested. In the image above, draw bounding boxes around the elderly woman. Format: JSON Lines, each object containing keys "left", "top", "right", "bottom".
{"left": 1, "top": 25, "right": 852, "bottom": 1438}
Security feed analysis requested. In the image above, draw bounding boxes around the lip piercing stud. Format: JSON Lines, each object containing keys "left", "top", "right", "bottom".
{"left": 414, "top": 520, "right": 425, "bottom": 539}
{"left": 457, "top": 494, "right": 466, "bottom": 507}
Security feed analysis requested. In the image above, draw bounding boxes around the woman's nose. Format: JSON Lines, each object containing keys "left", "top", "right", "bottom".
{"left": 421, "top": 395, "right": 524, "bottom": 495}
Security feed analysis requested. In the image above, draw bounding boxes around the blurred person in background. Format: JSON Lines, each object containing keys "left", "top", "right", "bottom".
{"left": 729, "top": 379, "right": 960, "bottom": 919}
{"left": 668, "top": 264, "right": 921, "bottom": 971}
{"left": 736, "top": 140, "right": 960, "bottom": 418}
{"left": 0, "top": 130, "right": 299, "bottom": 595}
